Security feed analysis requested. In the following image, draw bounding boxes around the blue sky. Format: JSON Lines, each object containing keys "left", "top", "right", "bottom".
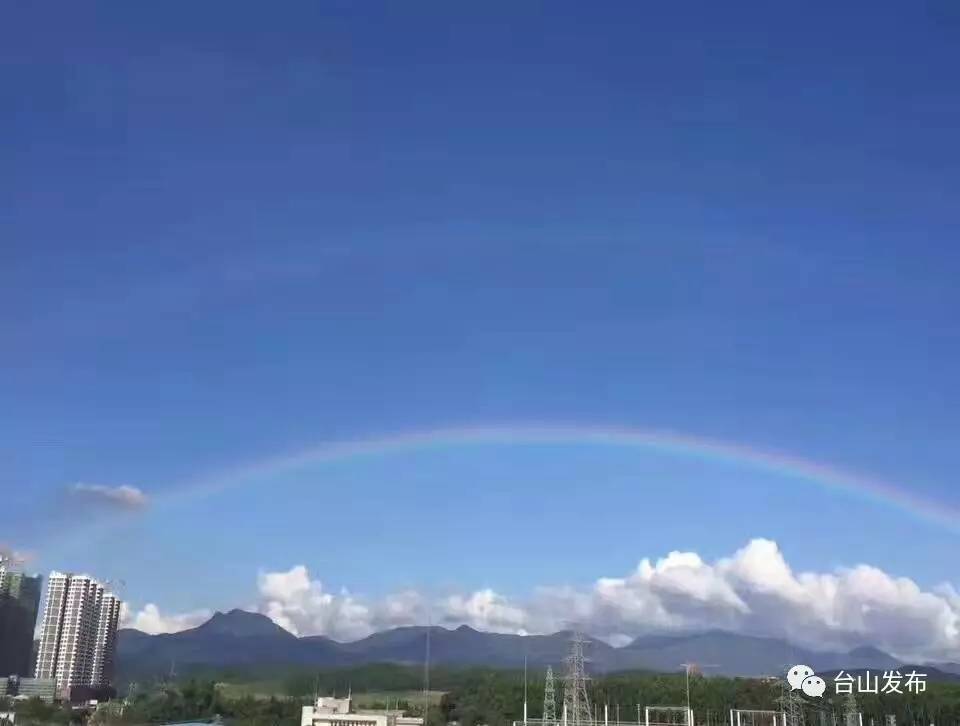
{"left": 3, "top": 2, "right": 960, "bottom": 648}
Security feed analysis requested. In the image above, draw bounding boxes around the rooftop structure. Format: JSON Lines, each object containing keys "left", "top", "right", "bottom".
{"left": 301, "top": 695, "right": 424, "bottom": 726}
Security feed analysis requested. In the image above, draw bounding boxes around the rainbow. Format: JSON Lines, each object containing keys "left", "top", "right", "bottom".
{"left": 166, "top": 423, "right": 960, "bottom": 532}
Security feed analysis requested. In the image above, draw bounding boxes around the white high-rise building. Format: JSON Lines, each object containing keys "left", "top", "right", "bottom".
{"left": 34, "top": 572, "right": 122, "bottom": 695}
{"left": 91, "top": 592, "right": 122, "bottom": 688}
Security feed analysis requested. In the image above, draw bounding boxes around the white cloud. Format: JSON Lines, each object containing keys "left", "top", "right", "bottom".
{"left": 70, "top": 483, "right": 149, "bottom": 510}
{"left": 122, "top": 603, "right": 211, "bottom": 634}
{"left": 442, "top": 589, "right": 529, "bottom": 634}
{"left": 257, "top": 565, "right": 373, "bottom": 641}
{"left": 132, "top": 539, "right": 960, "bottom": 660}
{"left": 576, "top": 539, "right": 960, "bottom": 660}
{"left": 374, "top": 590, "right": 428, "bottom": 629}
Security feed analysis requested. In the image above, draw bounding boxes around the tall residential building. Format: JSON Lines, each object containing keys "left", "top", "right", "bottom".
{"left": 0, "top": 561, "right": 42, "bottom": 677}
{"left": 34, "top": 572, "right": 122, "bottom": 695}
{"left": 90, "top": 592, "right": 122, "bottom": 688}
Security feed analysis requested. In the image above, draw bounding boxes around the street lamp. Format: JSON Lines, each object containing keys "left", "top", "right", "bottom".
{"left": 680, "top": 663, "right": 718, "bottom": 726}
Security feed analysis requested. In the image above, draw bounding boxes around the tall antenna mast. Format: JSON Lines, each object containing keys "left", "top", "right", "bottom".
{"left": 544, "top": 666, "right": 557, "bottom": 725}
{"left": 422, "top": 623, "right": 431, "bottom": 726}
{"left": 524, "top": 654, "right": 529, "bottom": 726}
{"left": 563, "top": 633, "right": 592, "bottom": 726}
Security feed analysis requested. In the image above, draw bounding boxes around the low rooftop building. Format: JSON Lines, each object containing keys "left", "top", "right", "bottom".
{"left": 301, "top": 695, "right": 424, "bottom": 726}
{"left": 2, "top": 677, "right": 57, "bottom": 703}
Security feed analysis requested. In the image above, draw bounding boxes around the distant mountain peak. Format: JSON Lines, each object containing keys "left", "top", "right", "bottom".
{"left": 196, "top": 608, "right": 295, "bottom": 638}
{"left": 116, "top": 621, "right": 926, "bottom": 682}
{"left": 848, "top": 645, "right": 891, "bottom": 658}
{"left": 117, "top": 627, "right": 151, "bottom": 637}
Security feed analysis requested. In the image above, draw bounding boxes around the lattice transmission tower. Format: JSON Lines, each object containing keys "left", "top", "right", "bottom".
{"left": 843, "top": 692, "right": 860, "bottom": 726}
{"left": 563, "top": 633, "right": 593, "bottom": 726}
{"left": 544, "top": 666, "right": 558, "bottom": 724}
{"left": 778, "top": 675, "right": 805, "bottom": 726}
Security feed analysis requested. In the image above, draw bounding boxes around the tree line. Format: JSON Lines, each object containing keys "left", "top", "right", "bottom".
{"left": 438, "top": 670, "right": 960, "bottom": 726}
{"left": 5, "top": 666, "right": 960, "bottom": 726}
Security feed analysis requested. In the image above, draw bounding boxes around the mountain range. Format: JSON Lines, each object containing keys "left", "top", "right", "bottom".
{"left": 117, "top": 609, "right": 956, "bottom": 683}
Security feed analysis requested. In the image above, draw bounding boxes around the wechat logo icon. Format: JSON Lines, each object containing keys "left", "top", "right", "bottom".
{"left": 787, "top": 665, "right": 826, "bottom": 698}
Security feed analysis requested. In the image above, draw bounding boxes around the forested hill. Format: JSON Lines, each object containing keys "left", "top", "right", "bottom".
{"left": 119, "top": 610, "right": 933, "bottom": 681}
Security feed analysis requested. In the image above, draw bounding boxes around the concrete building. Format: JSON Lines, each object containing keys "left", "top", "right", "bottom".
{"left": 34, "top": 572, "right": 122, "bottom": 697}
{"left": 301, "top": 695, "right": 424, "bottom": 726}
{"left": 90, "top": 592, "right": 122, "bottom": 689}
{"left": 0, "top": 562, "right": 42, "bottom": 677}
{"left": 2, "top": 676, "right": 57, "bottom": 703}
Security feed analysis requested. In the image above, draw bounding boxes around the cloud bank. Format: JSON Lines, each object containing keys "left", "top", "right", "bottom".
{"left": 121, "top": 603, "right": 212, "bottom": 634}
{"left": 125, "top": 539, "right": 960, "bottom": 660}
{"left": 69, "top": 483, "right": 149, "bottom": 510}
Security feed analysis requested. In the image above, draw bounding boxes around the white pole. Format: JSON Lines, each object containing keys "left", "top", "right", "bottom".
{"left": 606, "top": 705, "right": 609, "bottom": 726}
{"left": 564, "top": 703, "right": 569, "bottom": 726}
{"left": 524, "top": 655, "right": 528, "bottom": 726}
